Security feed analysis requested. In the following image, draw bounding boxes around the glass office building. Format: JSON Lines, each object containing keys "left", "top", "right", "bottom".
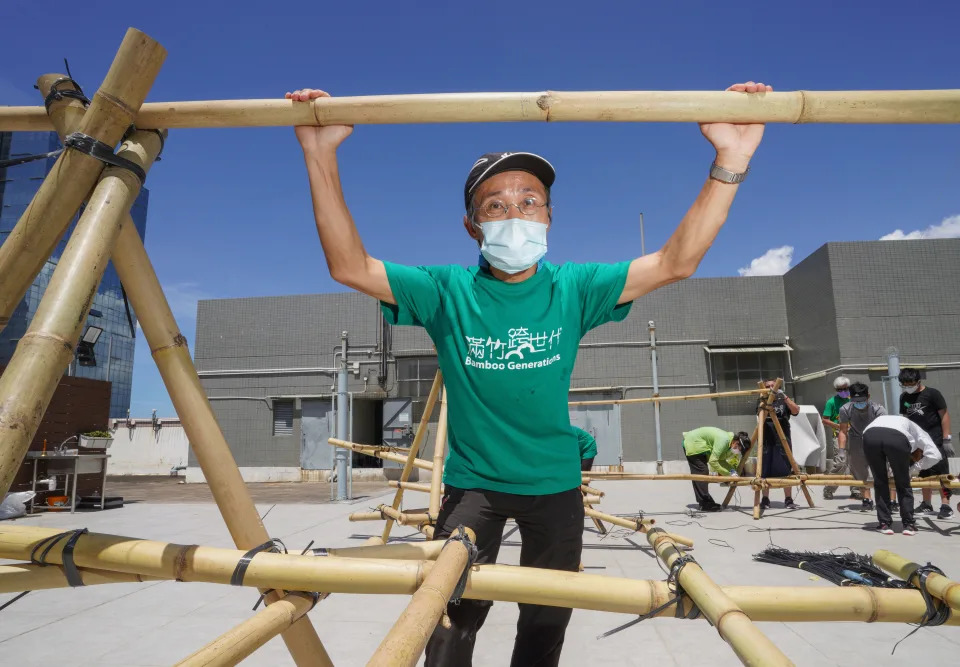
{"left": 0, "top": 131, "right": 149, "bottom": 417}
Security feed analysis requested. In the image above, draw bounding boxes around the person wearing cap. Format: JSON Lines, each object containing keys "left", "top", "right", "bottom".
{"left": 822, "top": 376, "right": 861, "bottom": 500}
{"left": 758, "top": 379, "right": 800, "bottom": 510}
{"left": 898, "top": 368, "right": 954, "bottom": 519}
{"left": 862, "top": 414, "right": 942, "bottom": 535}
{"left": 681, "top": 427, "right": 751, "bottom": 511}
{"left": 836, "top": 382, "right": 886, "bottom": 512}
{"left": 286, "top": 81, "right": 771, "bottom": 667}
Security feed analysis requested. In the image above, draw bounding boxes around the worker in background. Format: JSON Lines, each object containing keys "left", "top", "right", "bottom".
{"left": 863, "top": 414, "right": 942, "bottom": 536}
{"left": 575, "top": 426, "right": 597, "bottom": 471}
{"left": 682, "top": 427, "right": 751, "bottom": 512}
{"left": 822, "top": 376, "right": 861, "bottom": 500}
{"left": 899, "top": 368, "right": 954, "bottom": 519}
{"left": 759, "top": 380, "right": 800, "bottom": 510}
{"left": 837, "top": 382, "right": 886, "bottom": 512}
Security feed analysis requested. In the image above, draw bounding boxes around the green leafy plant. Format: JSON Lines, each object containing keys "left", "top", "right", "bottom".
{"left": 82, "top": 430, "right": 113, "bottom": 438}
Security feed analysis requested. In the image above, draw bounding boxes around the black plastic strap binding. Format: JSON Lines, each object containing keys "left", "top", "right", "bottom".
{"left": 444, "top": 525, "right": 478, "bottom": 605}
{"left": 64, "top": 132, "right": 147, "bottom": 185}
{"left": 230, "top": 538, "right": 287, "bottom": 587}
{"left": 29, "top": 528, "right": 89, "bottom": 587}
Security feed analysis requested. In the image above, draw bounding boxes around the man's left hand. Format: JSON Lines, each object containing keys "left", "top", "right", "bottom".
{"left": 700, "top": 81, "right": 773, "bottom": 173}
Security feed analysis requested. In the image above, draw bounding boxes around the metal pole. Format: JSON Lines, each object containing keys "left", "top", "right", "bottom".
{"left": 335, "top": 331, "right": 350, "bottom": 501}
{"left": 639, "top": 212, "right": 646, "bottom": 256}
{"left": 649, "top": 321, "right": 663, "bottom": 474}
{"left": 884, "top": 347, "right": 901, "bottom": 415}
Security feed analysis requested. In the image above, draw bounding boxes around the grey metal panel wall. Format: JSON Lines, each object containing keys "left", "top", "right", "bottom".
{"left": 783, "top": 246, "right": 840, "bottom": 377}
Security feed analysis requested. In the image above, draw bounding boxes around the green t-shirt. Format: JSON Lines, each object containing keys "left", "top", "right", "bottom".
{"left": 682, "top": 426, "right": 739, "bottom": 475}
{"left": 823, "top": 395, "right": 849, "bottom": 435}
{"left": 381, "top": 260, "right": 631, "bottom": 494}
{"left": 574, "top": 427, "right": 598, "bottom": 460}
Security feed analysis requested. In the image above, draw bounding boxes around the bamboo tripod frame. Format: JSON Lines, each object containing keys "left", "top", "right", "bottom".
{"left": 2, "top": 27, "right": 960, "bottom": 667}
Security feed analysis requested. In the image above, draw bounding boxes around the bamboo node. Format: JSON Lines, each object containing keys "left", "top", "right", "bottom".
{"left": 21, "top": 331, "right": 73, "bottom": 352}
{"left": 863, "top": 585, "right": 880, "bottom": 623}
{"left": 173, "top": 544, "right": 198, "bottom": 581}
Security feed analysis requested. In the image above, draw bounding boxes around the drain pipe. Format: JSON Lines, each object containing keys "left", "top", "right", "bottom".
{"left": 334, "top": 331, "right": 350, "bottom": 501}
{"left": 883, "top": 347, "right": 901, "bottom": 415}
{"left": 650, "top": 321, "right": 663, "bottom": 474}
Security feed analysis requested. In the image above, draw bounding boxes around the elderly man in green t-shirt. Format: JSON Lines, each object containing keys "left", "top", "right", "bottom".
{"left": 287, "top": 80, "right": 771, "bottom": 667}
{"left": 682, "top": 427, "right": 751, "bottom": 511}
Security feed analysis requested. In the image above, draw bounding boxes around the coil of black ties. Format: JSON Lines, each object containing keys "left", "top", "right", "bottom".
{"left": 443, "top": 525, "right": 479, "bottom": 605}
{"left": 598, "top": 552, "right": 704, "bottom": 639}
{"left": 891, "top": 563, "right": 951, "bottom": 654}
{"left": 1, "top": 528, "right": 92, "bottom": 612}
{"left": 231, "top": 538, "right": 322, "bottom": 612}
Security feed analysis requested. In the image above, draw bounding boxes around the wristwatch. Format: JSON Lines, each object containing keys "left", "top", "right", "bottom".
{"left": 710, "top": 162, "right": 749, "bottom": 184}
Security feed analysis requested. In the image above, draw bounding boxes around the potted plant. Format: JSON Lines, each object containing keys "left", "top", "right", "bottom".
{"left": 79, "top": 430, "right": 114, "bottom": 450}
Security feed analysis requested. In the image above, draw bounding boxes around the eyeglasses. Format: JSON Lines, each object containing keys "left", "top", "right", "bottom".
{"left": 473, "top": 196, "right": 548, "bottom": 219}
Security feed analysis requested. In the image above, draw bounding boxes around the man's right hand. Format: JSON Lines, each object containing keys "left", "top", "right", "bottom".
{"left": 285, "top": 88, "right": 353, "bottom": 154}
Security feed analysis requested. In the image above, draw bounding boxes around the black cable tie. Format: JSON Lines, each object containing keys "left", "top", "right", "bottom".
{"left": 0, "top": 149, "right": 64, "bottom": 170}
{"left": 230, "top": 538, "right": 287, "bottom": 587}
{"left": 42, "top": 76, "right": 90, "bottom": 110}
{"left": 64, "top": 132, "right": 147, "bottom": 185}
{"left": 0, "top": 591, "right": 32, "bottom": 613}
{"left": 444, "top": 525, "right": 478, "bottom": 605}
{"left": 29, "top": 528, "right": 89, "bottom": 587}
{"left": 891, "top": 562, "right": 951, "bottom": 654}
{"left": 122, "top": 125, "right": 165, "bottom": 161}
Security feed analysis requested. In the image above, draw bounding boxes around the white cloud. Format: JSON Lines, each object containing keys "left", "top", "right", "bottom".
{"left": 738, "top": 246, "right": 794, "bottom": 277}
{"left": 880, "top": 214, "right": 960, "bottom": 241}
{"left": 160, "top": 281, "right": 210, "bottom": 325}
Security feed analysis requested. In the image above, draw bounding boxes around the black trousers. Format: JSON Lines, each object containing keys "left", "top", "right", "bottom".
{"left": 918, "top": 444, "right": 953, "bottom": 500}
{"left": 863, "top": 426, "right": 915, "bottom": 526}
{"left": 685, "top": 452, "right": 716, "bottom": 508}
{"left": 424, "top": 486, "right": 584, "bottom": 667}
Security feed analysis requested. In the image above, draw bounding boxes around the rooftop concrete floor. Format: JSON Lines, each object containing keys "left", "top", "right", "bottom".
{"left": 1, "top": 478, "right": 958, "bottom": 666}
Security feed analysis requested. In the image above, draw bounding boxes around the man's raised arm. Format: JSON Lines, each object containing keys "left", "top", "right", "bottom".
{"left": 288, "top": 88, "right": 395, "bottom": 304}
{"left": 617, "top": 81, "right": 773, "bottom": 304}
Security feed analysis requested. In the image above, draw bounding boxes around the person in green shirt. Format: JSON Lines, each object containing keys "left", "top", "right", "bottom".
{"left": 822, "top": 376, "right": 860, "bottom": 500}
{"left": 574, "top": 427, "right": 598, "bottom": 471}
{"left": 682, "top": 427, "right": 751, "bottom": 511}
{"left": 287, "top": 80, "right": 771, "bottom": 667}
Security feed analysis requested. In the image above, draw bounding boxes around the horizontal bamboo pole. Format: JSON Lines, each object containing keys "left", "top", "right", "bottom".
{"left": 4, "top": 89, "right": 960, "bottom": 131}
{"left": 582, "top": 508, "right": 693, "bottom": 548}
{"left": 329, "top": 438, "right": 433, "bottom": 471}
{"left": 368, "top": 528, "right": 475, "bottom": 667}
{"left": 647, "top": 529, "right": 793, "bottom": 666}
{"left": 873, "top": 550, "right": 960, "bottom": 612}
{"left": 0, "top": 563, "right": 159, "bottom": 594}
{"left": 580, "top": 484, "right": 606, "bottom": 497}
{"left": 569, "top": 388, "right": 767, "bottom": 407}
{"left": 319, "top": 540, "right": 444, "bottom": 561}
{"left": 176, "top": 592, "right": 318, "bottom": 667}
{"left": 1, "top": 526, "right": 955, "bottom": 625}
{"left": 389, "top": 480, "right": 433, "bottom": 494}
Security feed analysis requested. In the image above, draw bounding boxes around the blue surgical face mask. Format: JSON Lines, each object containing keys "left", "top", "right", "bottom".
{"left": 476, "top": 218, "right": 548, "bottom": 274}
{"left": 853, "top": 401, "right": 868, "bottom": 410}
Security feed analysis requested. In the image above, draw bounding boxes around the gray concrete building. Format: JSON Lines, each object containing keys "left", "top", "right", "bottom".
{"left": 193, "top": 239, "right": 960, "bottom": 481}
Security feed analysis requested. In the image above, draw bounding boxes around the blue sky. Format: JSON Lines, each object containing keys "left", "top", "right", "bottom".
{"left": 1, "top": 0, "right": 958, "bottom": 416}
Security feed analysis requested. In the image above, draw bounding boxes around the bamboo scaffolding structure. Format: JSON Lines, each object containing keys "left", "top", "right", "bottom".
{"left": 873, "top": 550, "right": 960, "bottom": 612}
{"left": 646, "top": 528, "right": 793, "bottom": 666}
{"left": 723, "top": 423, "right": 760, "bottom": 508}
{"left": 381, "top": 371, "right": 443, "bottom": 543}
{"left": 367, "top": 529, "right": 476, "bottom": 667}
{"left": 0, "top": 563, "right": 160, "bottom": 594}
{"left": 42, "top": 83, "right": 331, "bottom": 667}
{"left": 580, "top": 484, "right": 606, "bottom": 496}
{"left": 389, "top": 480, "right": 434, "bottom": 494}
{"left": 0, "top": 30, "right": 166, "bottom": 328}
{"left": 330, "top": 438, "right": 433, "bottom": 470}
{"left": 429, "top": 392, "right": 449, "bottom": 519}
{"left": 316, "top": 540, "right": 445, "bottom": 561}
{"left": 0, "top": 128, "right": 163, "bottom": 497}
{"left": 569, "top": 388, "right": 767, "bottom": 407}
{"left": 752, "top": 380, "right": 781, "bottom": 519}
{"left": 768, "top": 401, "right": 815, "bottom": 508}
{"left": 1, "top": 525, "right": 955, "bottom": 626}
{"left": 581, "top": 507, "right": 693, "bottom": 548}
{"left": 176, "top": 592, "right": 318, "bottom": 667}
{"left": 582, "top": 495, "right": 603, "bottom": 505}
{"left": 5, "top": 89, "right": 960, "bottom": 131}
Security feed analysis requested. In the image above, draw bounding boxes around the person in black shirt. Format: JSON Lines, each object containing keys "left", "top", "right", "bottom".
{"left": 899, "top": 368, "right": 954, "bottom": 519}
{"left": 758, "top": 380, "right": 800, "bottom": 510}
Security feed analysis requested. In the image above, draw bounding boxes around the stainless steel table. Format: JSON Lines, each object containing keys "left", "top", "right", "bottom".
{"left": 25, "top": 452, "right": 109, "bottom": 514}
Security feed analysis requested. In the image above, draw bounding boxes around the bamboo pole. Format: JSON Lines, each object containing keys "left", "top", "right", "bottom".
{"left": 176, "top": 592, "right": 318, "bottom": 667}
{"left": 381, "top": 371, "right": 442, "bottom": 543}
{"left": 316, "top": 540, "right": 445, "bottom": 561}
{"left": 49, "top": 87, "right": 331, "bottom": 667}
{"left": 751, "top": 380, "right": 782, "bottom": 519}
{"left": 429, "top": 391, "right": 449, "bottom": 519}
{"left": 873, "top": 550, "right": 960, "bottom": 612}
{"left": 580, "top": 483, "right": 606, "bottom": 496}
{"left": 0, "top": 30, "right": 166, "bottom": 328}
{"left": 569, "top": 388, "right": 767, "bottom": 407}
{"left": 367, "top": 528, "right": 476, "bottom": 667}
{"left": 389, "top": 480, "right": 434, "bottom": 494}
{"left": 581, "top": 507, "right": 693, "bottom": 548}
{"left": 5, "top": 89, "right": 960, "bottom": 131}
{"left": 0, "top": 525, "right": 955, "bottom": 626}
{"left": 582, "top": 495, "right": 603, "bottom": 505}
{"left": 646, "top": 528, "right": 793, "bottom": 666}
{"left": 0, "top": 128, "right": 163, "bottom": 497}
{"left": 330, "top": 438, "right": 434, "bottom": 470}
{"left": 723, "top": 423, "right": 759, "bottom": 508}
{"left": 0, "top": 563, "right": 159, "bottom": 594}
